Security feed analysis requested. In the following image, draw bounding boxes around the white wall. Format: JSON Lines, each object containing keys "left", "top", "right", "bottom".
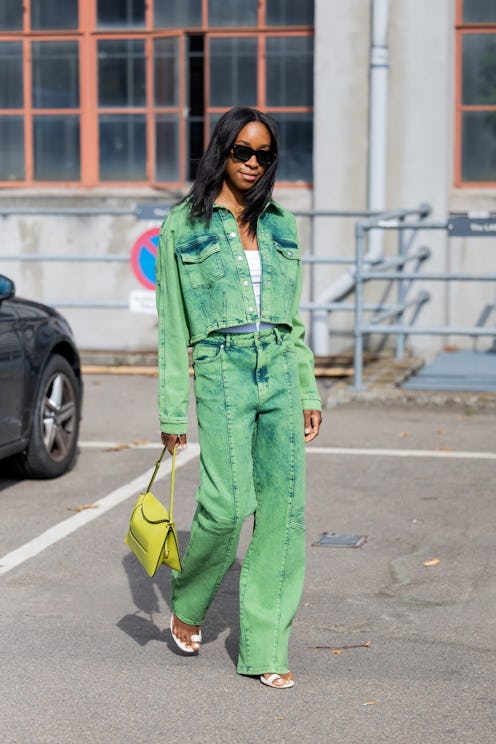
{"left": 1, "top": 193, "right": 162, "bottom": 351}
{"left": 312, "top": 0, "right": 495, "bottom": 359}
{"left": 386, "top": 0, "right": 453, "bottom": 358}
{"left": 313, "top": 0, "right": 369, "bottom": 341}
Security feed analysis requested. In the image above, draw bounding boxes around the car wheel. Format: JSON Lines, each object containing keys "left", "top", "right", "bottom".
{"left": 12, "top": 354, "right": 81, "bottom": 478}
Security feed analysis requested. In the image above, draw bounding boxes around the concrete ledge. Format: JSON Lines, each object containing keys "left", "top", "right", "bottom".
{"left": 81, "top": 350, "right": 159, "bottom": 367}
{"left": 82, "top": 365, "right": 158, "bottom": 376}
{"left": 320, "top": 352, "right": 496, "bottom": 412}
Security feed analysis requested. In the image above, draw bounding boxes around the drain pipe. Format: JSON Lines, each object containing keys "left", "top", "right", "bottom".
{"left": 312, "top": 0, "right": 390, "bottom": 354}
{"left": 367, "top": 0, "right": 390, "bottom": 254}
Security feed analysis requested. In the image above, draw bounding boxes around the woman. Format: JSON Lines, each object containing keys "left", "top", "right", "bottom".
{"left": 156, "top": 107, "right": 321, "bottom": 689}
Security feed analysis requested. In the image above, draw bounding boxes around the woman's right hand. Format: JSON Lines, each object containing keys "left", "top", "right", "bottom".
{"left": 161, "top": 432, "right": 187, "bottom": 454}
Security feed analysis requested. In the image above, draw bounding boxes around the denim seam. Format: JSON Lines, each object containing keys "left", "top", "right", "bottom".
{"left": 239, "top": 401, "right": 262, "bottom": 665}
{"left": 238, "top": 536, "right": 254, "bottom": 666}
{"left": 206, "top": 348, "right": 240, "bottom": 599}
{"left": 269, "top": 345, "right": 296, "bottom": 668}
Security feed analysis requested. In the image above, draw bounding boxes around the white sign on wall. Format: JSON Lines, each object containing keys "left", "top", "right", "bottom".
{"left": 129, "top": 290, "right": 157, "bottom": 315}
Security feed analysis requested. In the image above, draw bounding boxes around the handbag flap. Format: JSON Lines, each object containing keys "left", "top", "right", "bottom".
{"left": 140, "top": 491, "right": 170, "bottom": 524}
{"left": 164, "top": 522, "right": 182, "bottom": 572}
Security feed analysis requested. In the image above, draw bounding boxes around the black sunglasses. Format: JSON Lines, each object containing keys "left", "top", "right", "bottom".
{"left": 231, "top": 144, "right": 276, "bottom": 167}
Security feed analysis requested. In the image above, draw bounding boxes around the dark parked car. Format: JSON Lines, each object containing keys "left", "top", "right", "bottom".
{"left": 0, "top": 274, "right": 82, "bottom": 478}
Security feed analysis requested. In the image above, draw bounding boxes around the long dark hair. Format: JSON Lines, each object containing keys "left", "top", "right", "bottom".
{"left": 183, "top": 107, "right": 279, "bottom": 236}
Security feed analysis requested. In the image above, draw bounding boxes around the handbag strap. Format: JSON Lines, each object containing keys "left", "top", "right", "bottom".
{"left": 145, "top": 446, "right": 176, "bottom": 519}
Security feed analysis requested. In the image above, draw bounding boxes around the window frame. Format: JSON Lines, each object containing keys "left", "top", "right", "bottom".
{"left": 0, "top": 0, "right": 314, "bottom": 188}
{"left": 455, "top": 0, "right": 496, "bottom": 187}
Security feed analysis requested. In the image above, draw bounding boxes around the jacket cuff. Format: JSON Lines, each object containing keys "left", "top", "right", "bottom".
{"left": 301, "top": 395, "right": 322, "bottom": 412}
{"left": 159, "top": 416, "right": 188, "bottom": 435}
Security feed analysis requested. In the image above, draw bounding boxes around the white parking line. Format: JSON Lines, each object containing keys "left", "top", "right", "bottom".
{"left": 2, "top": 441, "right": 494, "bottom": 576}
{"left": 306, "top": 446, "right": 496, "bottom": 460}
{"left": 79, "top": 441, "right": 164, "bottom": 449}
{"left": 0, "top": 444, "right": 200, "bottom": 576}
{"left": 79, "top": 441, "right": 496, "bottom": 460}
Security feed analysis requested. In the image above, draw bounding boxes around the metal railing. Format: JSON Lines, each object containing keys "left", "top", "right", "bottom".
{"left": 353, "top": 210, "right": 496, "bottom": 389}
{"left": 2, "top": 203, "right": 495, "bottom": 388}
{"left": 299, "top": 205, "right": 433, "bottom": 353}
{"left": 1, "top": 206, "right": 383, "bottom": 313}
{"left": 0, "top": 204, "right": 438, "bottom": 344}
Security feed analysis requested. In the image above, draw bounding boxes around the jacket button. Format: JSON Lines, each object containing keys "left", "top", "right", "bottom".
{"left": 230, "top": 232, "right": 236, "bottom": 238}
{"left": 248, "top": 306, "right": 255, "bottom": 313}
{"left": 237, "top": 255, "right": 243, "bottom": 260}
{"left": 287, "top": 250, "right": 293, "bottom": 257}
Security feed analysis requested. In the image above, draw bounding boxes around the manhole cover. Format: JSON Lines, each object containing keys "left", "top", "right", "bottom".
{"left": 312, "top": 532, "right": 367, "bottom": 548}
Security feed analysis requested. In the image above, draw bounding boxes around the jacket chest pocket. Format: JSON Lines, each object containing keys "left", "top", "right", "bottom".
{"left": 176, "top": 237, "right": 225, "bottom": 289}
{"left": 274, "top": 240, "right": 300, "bottom": 284}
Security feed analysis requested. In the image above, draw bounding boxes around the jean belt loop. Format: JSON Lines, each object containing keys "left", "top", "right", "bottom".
{"left": 273, "top": 326, "right": 282, "bottom": 344}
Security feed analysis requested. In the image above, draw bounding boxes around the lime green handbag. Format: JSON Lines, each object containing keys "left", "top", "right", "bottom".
{"left": 125, "top": 447, "right": 182, "bottom": 576}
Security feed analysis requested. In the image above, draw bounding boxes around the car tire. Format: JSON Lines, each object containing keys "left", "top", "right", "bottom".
{"left": 11, "top": 354, "right": 81, "bottom": 479}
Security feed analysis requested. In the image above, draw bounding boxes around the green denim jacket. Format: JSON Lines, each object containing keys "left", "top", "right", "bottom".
{"left": 156, "top": 198, "right": 321, "bottom": 434}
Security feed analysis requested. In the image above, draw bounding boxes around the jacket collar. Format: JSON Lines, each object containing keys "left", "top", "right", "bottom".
{"left": 212, "top": 199, "right": 284, "bottom": 215}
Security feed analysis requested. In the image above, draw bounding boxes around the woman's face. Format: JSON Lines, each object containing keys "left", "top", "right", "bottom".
{"left": 224, "top": 121, "right": 272, "bottom": 194}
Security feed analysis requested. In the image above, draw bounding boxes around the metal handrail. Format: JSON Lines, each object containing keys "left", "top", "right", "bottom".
{"left": 1, "top": 207, "right": 382, "bottom": 317}
{"left": 0, "top": 255, "right": 129, "bottom": 263}
{"left": 353, "top": 208, "right": 496, "bottom": 389}
{"left": 0, "top": 207, "right": 136, "bottom": 217}
{"left": 4, "top": 203, "right": 492, "bottom": 383}
{"left": 0, "top": 205, "right": 433, "bottom": 343}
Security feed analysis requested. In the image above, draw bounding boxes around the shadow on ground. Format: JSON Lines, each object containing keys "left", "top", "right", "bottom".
{"left": 118, "top": 529, "right": 242, "bottom": 666}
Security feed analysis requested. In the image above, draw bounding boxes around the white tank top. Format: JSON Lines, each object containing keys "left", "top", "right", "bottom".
{"left": 244, "top": 250, "right": 262, "bottom": 316}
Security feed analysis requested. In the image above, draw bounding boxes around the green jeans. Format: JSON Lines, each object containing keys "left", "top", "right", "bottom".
{"left": 172, "top": 327, "right": 306, "bottom": 675}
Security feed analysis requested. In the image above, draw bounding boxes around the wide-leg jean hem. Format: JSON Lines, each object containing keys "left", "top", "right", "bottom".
{"left": 170, "top": 606, "right": 203, "bottom": 627}
{"left": 236, "top": 665, "right": 290, "bottom": 676}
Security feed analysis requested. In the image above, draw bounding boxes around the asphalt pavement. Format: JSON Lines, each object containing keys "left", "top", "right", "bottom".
{"left": 1, "top": 373, "right": 495, "bottom": 744}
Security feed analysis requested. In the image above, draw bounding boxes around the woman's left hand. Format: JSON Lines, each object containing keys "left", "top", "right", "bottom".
{"left": 303, "top": 410, "right": 322, "bottom": 442}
